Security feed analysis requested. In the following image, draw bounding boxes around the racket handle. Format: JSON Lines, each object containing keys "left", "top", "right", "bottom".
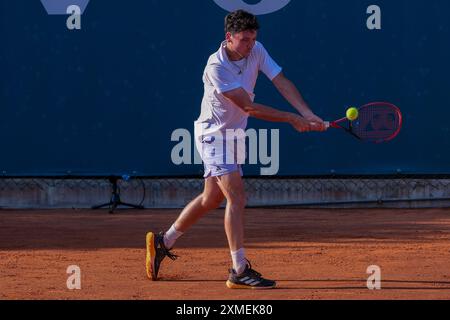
{"left": 324, "top": 121, "right": 330, "bottom": 129}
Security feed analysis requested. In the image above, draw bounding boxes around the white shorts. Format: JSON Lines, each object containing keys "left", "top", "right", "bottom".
{"left": 203, "top": 163, "right": 243, "bottom": 178}
{"left": 195, "top": 134, "right": 245, "bottom": 178}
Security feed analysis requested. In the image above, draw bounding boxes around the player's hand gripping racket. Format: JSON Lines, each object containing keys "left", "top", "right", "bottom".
{"left": 324, "top": 102, "right": 402, "bottom": 143}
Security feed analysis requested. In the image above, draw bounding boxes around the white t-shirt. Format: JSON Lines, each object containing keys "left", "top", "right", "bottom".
{"left": 194, "top": 41, "right": 282, "bottom": 144}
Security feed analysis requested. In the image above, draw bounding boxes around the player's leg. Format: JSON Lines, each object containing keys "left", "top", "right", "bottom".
{"left": 146, "top": 177, "right": 224, "bottom": 280}
{"left": 215, "top": 171, "right": 276, "bottom": 289}
{"left": 215, "top": 171, "right": 246, "bottom": 253}
{"left": 164, "top": 176, "right": 225, "bottom": 247}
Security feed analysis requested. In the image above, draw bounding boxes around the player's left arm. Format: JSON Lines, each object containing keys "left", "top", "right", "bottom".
{"left": 272, "top": 72, "right": 325, "bottom": 128}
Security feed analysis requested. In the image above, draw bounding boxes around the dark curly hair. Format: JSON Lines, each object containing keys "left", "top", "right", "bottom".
{"left": 225, "top": 10, "right": 260, "bottom": 34}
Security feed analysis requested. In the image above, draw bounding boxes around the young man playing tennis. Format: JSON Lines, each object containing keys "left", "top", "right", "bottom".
{"left": 146, "top": 10, "right": 326, "bottom": 289}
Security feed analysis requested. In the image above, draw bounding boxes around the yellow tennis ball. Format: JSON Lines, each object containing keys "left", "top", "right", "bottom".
{"left": 346, "top": 107, "right": 359, "bottom": 121}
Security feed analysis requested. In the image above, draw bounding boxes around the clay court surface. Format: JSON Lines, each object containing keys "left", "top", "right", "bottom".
{"left": 1, "top": 208, "right": 450, "bottom": 300}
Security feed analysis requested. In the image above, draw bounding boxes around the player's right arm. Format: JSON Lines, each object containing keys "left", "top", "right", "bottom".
{"left": 222, "top": 87, "right": 319, "bottom": 133}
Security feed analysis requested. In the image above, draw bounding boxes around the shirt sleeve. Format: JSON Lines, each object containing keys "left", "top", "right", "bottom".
{"left": 205, "top": 64, "right": 241, "bottom": 94}
{"left": 257, "top": 42, "right": 282, "bottom": 81}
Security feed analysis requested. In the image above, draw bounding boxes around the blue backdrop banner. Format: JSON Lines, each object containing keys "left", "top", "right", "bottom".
{"left": 0, "top": 0, "right": 448, "bottom": 176}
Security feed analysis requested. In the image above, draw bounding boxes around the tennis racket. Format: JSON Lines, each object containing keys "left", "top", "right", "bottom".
{"left": 324, "top": 102, "right": 403, "bottom": 143}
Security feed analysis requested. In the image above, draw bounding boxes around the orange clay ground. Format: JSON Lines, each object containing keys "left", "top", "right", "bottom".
{"left": 1, "top": 208, "right": 450, "bottom": 300}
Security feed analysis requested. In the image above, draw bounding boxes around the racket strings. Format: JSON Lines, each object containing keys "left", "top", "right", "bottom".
{"left": 352, "top": 104, "right": 401, "bottom": 143}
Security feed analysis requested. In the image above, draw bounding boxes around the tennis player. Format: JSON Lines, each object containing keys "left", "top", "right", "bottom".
{"left": 146, "top": 10, "right": 326, "bottom": 289}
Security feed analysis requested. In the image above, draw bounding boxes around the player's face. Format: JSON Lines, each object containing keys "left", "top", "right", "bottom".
{"left": 226, "top": 30, "right": 257, "bottom": 58}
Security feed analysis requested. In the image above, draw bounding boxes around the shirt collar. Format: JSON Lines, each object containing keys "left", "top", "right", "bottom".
{"left": 218, "top": 40, "right": 231, "bottom": 66}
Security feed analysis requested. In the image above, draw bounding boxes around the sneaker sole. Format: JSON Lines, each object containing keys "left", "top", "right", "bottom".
{"left": 226, "top": 280, "right": 276, "bottom": 290}
{"left": 145, "top": 232, "right": 156, "bottom": 280}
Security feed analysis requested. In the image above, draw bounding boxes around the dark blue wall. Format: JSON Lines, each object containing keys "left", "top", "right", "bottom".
{"left": 1, "top": 0, "right": 449, "bottom": 176}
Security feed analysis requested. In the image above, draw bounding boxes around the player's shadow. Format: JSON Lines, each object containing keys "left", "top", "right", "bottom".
{"left": 160, "top": 278, "right": 450, "bottom": 290}
{"left": 276, "top": 279, "right": 450, "bottom": 290}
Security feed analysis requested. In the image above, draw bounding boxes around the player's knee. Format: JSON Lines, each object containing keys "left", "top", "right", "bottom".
{"left": 228, "top": 194, "right": 247, "bottom": 209}
{"left": 201, "top": 194, "right": 224, "bottom": 210}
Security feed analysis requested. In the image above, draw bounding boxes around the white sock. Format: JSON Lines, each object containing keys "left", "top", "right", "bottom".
{"left": 231, "top": 248, "right": 247, "bottom": 275}
{"left": 163, "top": 225, "right": 183, "bottom": 249}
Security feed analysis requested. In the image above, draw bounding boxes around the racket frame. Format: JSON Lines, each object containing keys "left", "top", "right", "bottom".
{"left": 324, "top": 102, "right": 403, "bottom": 143}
